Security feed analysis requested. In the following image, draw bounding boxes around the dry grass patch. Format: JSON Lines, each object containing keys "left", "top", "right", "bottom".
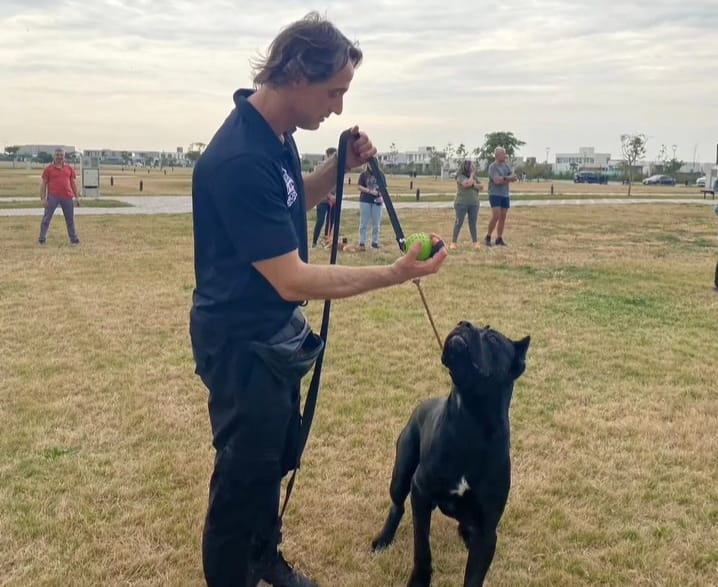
{"left": 1, "top": 204, "right": 717, "bottom": 586}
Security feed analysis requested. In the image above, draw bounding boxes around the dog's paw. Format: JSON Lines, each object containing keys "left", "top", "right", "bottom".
{"left": 371, "top": 534, "right": 393, "bottom": 552}
{"left": 407, "top": 567, "right": 432, "bottom": 587}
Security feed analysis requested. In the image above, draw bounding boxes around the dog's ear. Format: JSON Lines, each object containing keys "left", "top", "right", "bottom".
{"left": 509, "top": 336, "right": 531, "bottom": 380}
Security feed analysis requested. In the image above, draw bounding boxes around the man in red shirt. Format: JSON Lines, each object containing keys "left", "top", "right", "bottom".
{"left": 39, "top": 148, "right": 80, "bottom": 245}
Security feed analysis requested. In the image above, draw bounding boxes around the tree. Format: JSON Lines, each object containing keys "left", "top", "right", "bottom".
{"left": 455, "top": 143, "right": 467, "bottom": 160}
{"left": 389, "top": 142, "right": 398, "bottom": 168}
{"left": 36, "top": 151, "right": 53, "bottom": 164}
{"left": 5, "top": 145, "right": 20, "bottom": 168}
{"left": 121, "top": 151, "right": 132, "bottom": 166}
{"left": 186, "top": 150, "right": 202, "bottom": 164}
{"left": 428, "top": 152, "right": 442, "bottom": 178}
{"left": 620, "top": 133, "right": 646, "bottom": 196}
{"left": 478, "top": 132, "right": 526, "bottom": 169}
{"left": 663, "top": 158, "right": 684, "bottom": 177}
{"left": 443, "top": 142, "right": 455, "bottom": 165}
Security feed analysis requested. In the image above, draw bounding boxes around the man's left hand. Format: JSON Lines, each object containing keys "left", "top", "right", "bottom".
{"left": 345, "top": 126, "right": 377, "bottom": 170}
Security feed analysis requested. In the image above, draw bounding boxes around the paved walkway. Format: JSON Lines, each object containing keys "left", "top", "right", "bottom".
{"left": 0, "top": 195, "right": 715, "bottom": 217}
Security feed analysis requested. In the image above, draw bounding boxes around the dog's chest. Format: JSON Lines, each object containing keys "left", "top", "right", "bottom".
{"left": 437, "top": 478, "right": 474, "bottom": 518}
{"left": 451, "top": 476, "right": 471, "bottom": 496}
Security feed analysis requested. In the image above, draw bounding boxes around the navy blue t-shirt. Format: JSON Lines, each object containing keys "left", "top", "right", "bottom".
{"left": 190, "top": 89, "right": 308, "bottom": 341}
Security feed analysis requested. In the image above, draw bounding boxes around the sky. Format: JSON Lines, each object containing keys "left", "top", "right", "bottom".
{"left": 2, "top": 0, "right": 717, "bottom": 164}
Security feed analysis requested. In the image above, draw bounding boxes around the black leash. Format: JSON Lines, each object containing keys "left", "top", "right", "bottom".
{"left": 280, "top": 129, "right": 443, "bottom": 519}
{"left": 279, "top": 129, "right": 354, "bottom": 519}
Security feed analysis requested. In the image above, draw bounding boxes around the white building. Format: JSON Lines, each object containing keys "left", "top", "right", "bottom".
{"left": 83, "top": 147, "right": 187, "bottom": 166}
{"left": 377, "top": 146, "right": 441, "bottom": 171}
{"left": 17, "top": 144, "right": 76, "bottom": 157}
{"left": 554, "top": 147, "right": 611, "bottom": 173}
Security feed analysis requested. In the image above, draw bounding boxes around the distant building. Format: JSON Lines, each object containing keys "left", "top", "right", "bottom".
{"left": 554, "top": 147, "right": 611, "bottom": 173}
{"left": 83, "top": 147, "right": 188, "bottom": 166}
{"left": 17, "top": 144, "right": 76, "bottom": 157}
{"left": 377, "top": 146, "right": 442, "bottom": 172}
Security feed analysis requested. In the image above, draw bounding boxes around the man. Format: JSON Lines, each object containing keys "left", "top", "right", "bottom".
{"left": 39, "top": 148, "right": 80, "bottom": 245}
{"left": 485, "top": 147, "right": 517, "bottom": 247}
{"left": 190, "top": 13, "right": 447, "bottom": 587}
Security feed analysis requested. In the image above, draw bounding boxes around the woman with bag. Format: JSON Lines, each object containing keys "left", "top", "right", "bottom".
{"left": 357, "top": 163, "right": 384, "bottom": 251}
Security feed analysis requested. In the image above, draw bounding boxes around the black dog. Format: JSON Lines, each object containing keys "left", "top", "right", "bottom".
{"left": 372, "top": 321, "right": 530, "bottom": 587}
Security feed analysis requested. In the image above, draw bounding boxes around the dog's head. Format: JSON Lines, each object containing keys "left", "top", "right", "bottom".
{"left": 441, "top": 321, "right": 530, "bottom": 390}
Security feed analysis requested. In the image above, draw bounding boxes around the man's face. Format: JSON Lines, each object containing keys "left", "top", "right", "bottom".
{"left": 291, "top": 61, "right": 355, "bottom": 130}
{"left": 53, "top": 151, "right": 65, "bottom": 165}
{"left": 495, "top": 150, "right": 506, "bottom": 164}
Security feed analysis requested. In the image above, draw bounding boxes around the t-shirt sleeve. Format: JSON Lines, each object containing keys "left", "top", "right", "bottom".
{"left": 358, "top": 172, "right": 367, "bottom": 188}
{"left": 489, "top": 163, "right": 500, "bottom": 180}
{"left": 41, "top": 167, "right": 49, "bottom": 181}
{"left": 210, "top": 156, "right": 299, "bottom": 264}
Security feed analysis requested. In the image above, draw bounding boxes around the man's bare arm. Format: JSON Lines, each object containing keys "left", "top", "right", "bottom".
{"left": 253, "top": 240, "right": 447, "bottom": 302}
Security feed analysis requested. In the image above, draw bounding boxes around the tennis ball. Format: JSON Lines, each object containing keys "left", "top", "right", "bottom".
{"left": 405, "top": 232, "right": 433, "bottom": 261}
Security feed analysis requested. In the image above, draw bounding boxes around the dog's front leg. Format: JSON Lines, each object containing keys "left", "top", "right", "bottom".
{"left": 463, "top": 526, "right": 497, "bottom": 587}
{"left": 407, "top": 483, "right": 433, "bottom": 587}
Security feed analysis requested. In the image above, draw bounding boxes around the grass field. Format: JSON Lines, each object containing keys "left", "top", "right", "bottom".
{"left": 1, "top": 203, "right": 717, "bottom": 586}
{"left": 0, "top": 162, "right": 709, "bottom": 201}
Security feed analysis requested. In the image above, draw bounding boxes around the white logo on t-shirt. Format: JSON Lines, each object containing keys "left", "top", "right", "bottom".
{"left": 281, "top": 167, "right": 298, "bottom": 207}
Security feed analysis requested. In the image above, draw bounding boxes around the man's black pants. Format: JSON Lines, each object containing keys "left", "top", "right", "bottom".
{"left": 193, "top": 334, "right": 302, "bottom": 587}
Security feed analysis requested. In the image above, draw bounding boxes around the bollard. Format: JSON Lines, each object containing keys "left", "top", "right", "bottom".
{"left": 410, "top": 180, "right": 413, "bottom": 190}
{"left": 110, "top": 176, "right": 114, "bottom": 187}
{"left": 550, "top": 184, "right": 554, "bottom": 196}
{"left": 139, "top": 180, "right": 143, "bottom": 192}
{"left": 164, "top": 169, "right": 167, "bottom": 175}
{"left": 348, "top": 177, "right": 351, "bottom": 185}
{"left": 416, "top": 188, "right": 420, "bottom": 201}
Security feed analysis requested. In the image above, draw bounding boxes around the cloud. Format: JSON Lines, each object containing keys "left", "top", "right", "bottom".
{"left": 2, "top": 0, "right": 716, "bottom": 163}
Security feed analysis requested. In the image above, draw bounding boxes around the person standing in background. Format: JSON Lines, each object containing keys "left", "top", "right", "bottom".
{"left": 485, "top": 147, "right": 517, "bottom": 247}
{"left": 357, "top": 163, "right": 384, "bottom": 251}
{"left": 39, "top": 148, "right": 80, "bottom": 245}
{"left": 449, "top": 160, "right": 482, "bottom": 250}
{"left": 311, "top": 147, "right": 337, "bottom": 248}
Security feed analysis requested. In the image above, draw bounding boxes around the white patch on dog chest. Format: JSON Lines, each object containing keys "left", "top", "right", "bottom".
{"left": 451, "top": 476, "right": 470, "bottom": 496}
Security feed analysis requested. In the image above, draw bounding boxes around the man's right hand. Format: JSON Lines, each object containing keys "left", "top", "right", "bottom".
{"left": 393, "top": 233, "right": 448, "bottom": 281}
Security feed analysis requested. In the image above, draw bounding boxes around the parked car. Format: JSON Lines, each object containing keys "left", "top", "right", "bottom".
{"left": 642, "top": 174, "right": 676, "bottom": 186}
{"left": 574, "top": 170, "right": 608, "bottom": 184}
{"left": 696, "top": 176, "right": 706, "bottom": 187}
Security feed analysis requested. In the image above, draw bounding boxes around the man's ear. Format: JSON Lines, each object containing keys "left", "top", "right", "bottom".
{"left": 510, "top": 336, "right": 531, "bottom": 380}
